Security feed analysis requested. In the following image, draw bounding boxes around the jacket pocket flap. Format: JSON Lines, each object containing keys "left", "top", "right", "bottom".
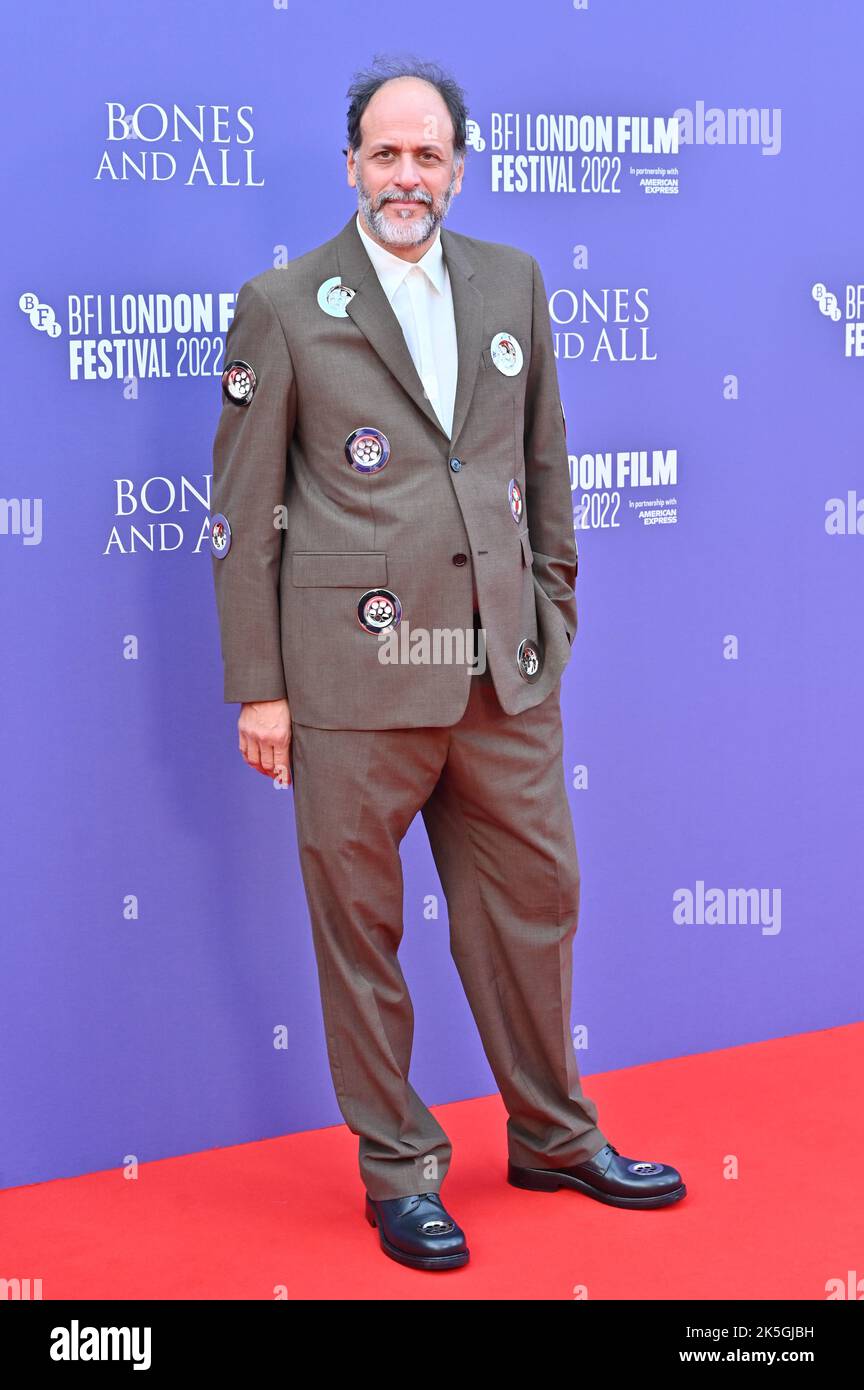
{"left": 292, "top": 551, "right": 388, "bottom": 587}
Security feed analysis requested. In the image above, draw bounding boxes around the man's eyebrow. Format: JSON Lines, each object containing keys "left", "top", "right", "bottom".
{"left": 368, "top": 140, "right": 445, "bottom": 153}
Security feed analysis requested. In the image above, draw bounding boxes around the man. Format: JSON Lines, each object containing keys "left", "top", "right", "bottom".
{"left": 210, "top": 58, "right": 685, "bottom": 1272}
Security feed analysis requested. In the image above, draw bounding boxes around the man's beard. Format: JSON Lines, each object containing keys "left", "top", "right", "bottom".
{"left": 356, "top": 165, "right": 460, "bottom": 248}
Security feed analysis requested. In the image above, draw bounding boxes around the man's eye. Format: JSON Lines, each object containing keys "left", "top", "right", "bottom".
{"left": 373, "top": 151, "right": 441, "bottom": 161}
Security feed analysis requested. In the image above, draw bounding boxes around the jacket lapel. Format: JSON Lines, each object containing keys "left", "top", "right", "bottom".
{"left": 334, "top": 212, "right": 483, "bottom": 448}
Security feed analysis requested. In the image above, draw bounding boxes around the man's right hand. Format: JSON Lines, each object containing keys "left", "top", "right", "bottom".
{"left": 238, "top": 698, "right": 292, "bottom": 785}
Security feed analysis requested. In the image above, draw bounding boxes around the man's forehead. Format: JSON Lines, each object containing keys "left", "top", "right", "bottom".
{"left": 361, "top": 91, "right": 454, "bottom": 146}
{"left": 364, "top": 125, "right": 451, "bottom": 150}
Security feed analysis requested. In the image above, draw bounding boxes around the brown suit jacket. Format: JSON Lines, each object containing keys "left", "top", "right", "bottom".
{"left": 210, "top": 211, "right": 577, "bottom": 728}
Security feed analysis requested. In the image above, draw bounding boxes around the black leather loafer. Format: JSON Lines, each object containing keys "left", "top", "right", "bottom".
{"left": 364, "top": 1191, "right": 470, "bottom": 1270}
{"left": 508, "top": 1142, "right": 686, "bottom": 1209}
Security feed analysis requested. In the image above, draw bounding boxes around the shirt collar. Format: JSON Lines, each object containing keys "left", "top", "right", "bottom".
{"left": 355, "top": 211, "right": 445, "bottom": 298}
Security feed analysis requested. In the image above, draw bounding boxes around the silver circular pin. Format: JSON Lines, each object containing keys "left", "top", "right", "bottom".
{"left": 210, "top": 513, "right": 232, "bottom": 558}
{"left": 490, "top": 331, "right": 523, "bottom": 377}
{"left": 357, "top": 588, "right": 402, "bottom": 633}
{"left": 221, "top": 359, "right": 256, "bottom": 405}
{"left": 345, "top": 426, "right": 391, "bottom": 474}
{"left": 317, "top": 276, "right": 355, "bottom": 317}
{"left": 516, "top": 637, "right": 542, "bottom": 681}
{"left": 508, "top": 478, "right": 523, "bottom": 524}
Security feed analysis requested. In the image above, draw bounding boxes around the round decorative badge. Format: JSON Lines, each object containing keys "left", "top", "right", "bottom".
{"left": 210, "top": 513, "right": 232, "bottom": 558}
{"left": 420, "top": 1217, "right": 455, "bottom": 1234}
{"left": 221, "top": 360, "right": 256, "bottom": 406}
{"left": 490, "top": 331, "right": 523, "bottom": 377}
{"left": 516, "top": 636, "right": 542, "bottom": 681}
{"left": 317, "top": 277, "right": 356, "bottom": 317}
{"left": 357, "top": 589, "right": 402, "bottom": 633}
{"left": 345, "top": 427, "right": 391, "bottom": 474}
{"left": 508, "top": 478, "right": 523, "bottom": 524}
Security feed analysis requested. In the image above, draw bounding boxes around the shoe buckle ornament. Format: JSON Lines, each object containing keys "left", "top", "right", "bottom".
{"left": 420, "top": 1218, "right": 455, "bottom": 1234}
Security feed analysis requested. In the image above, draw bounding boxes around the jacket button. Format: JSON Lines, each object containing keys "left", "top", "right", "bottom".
{"left": 449, "top": 457, "right": 463, "bottom": 472}
{"left": 452, "top": 553, "right": 468, "bottom": 566}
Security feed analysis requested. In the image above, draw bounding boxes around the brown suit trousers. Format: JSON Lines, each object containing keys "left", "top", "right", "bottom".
{"left": 288, "top": 651, "right": 608, "bottom": 1200}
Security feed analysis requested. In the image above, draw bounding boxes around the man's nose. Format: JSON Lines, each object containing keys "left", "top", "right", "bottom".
{"left": 391, "top": 155, "right": 424, "bottom": 186}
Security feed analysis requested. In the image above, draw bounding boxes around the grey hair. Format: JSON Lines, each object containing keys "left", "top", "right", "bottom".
{"left": 344, "top": 54, "right": 469, "bottom": 164}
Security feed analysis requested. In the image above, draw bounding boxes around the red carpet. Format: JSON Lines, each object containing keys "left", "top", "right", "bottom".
{"left": 2, "top": 1024, "right": 861, "bottom": 1300}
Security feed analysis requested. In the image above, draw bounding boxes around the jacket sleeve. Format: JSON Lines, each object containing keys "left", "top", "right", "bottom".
{"left": 210, "top": 277, "right": 296, "bottom": 703}
{"left": 522, "top": 254, "right": 578, "bottom": 646}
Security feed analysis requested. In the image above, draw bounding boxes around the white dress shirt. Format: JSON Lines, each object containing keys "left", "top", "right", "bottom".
{"left": 355, "top": 212, "right": 458, "bottom": 440}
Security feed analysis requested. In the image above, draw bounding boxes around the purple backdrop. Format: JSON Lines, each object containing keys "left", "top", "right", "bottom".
{"left": 2, "top": 0, "right": 861, "bottom": 1190}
